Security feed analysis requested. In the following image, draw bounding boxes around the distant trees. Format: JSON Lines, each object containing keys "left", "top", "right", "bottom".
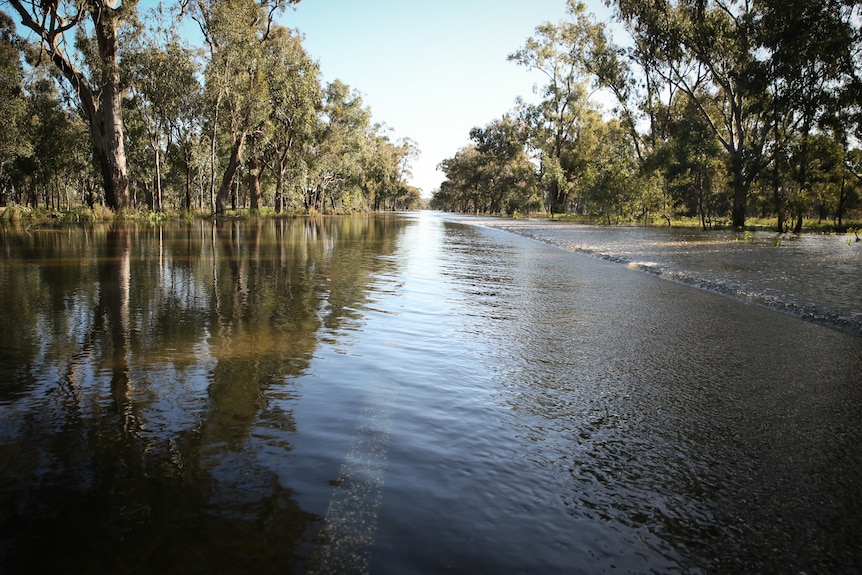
{"left": 435, "top": 0, "right": 861, "bottom": 229}
{"left": 0, "top": 0, "right": 419, "bottom": 214}
{"left": 432, "top": 116, "right": 539, "bottom": 214}
{"left": 125, "top": 40, "right": 202, "bottom": 211}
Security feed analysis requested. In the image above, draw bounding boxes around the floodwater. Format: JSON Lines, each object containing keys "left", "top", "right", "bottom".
{"left": 0, "top": 212, "right": 860, "bottom": 574}
{"left": 473, "top": 217, "right": 862, "bottom": 336}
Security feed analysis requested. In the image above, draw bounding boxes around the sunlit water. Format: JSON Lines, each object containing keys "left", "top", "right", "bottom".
{"left": 0, "top": 213, "right": 860, "bottom": 574}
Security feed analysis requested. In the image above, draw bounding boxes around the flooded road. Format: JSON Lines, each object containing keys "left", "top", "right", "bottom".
{"left": 472, "top": 216, "right": 862, "bottom": 336}
{"left": 1, "top": 213, "right": 860, "bottom": 573}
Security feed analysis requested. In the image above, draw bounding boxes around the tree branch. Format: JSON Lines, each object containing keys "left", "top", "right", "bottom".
{"left": 6, "top": 0, "right": 97, "bottom": 118}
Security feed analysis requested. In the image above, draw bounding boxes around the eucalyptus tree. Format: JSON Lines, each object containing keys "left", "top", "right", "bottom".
{"left": 611, "top": 0, "right": 779, "bottom": 228}
{"left": 838, "top": 148, "right": 862, "bottom": 227}
{"left": 508, "top": 0, "right": 608, "bottom": 213}
{"left": 185, "top": 0, "right": 297, "bottom": 213}
{"left": 428, "top": 180, "right": 457, "bottom": 212}
{"left": 808, "top": 135, "right": 847, "bottom": 225}
{"left": 468, "top": 116, "right": 539, "bottom": 214}
{"left": 758, "top": 0, "right": 861, "bottom": 230}
{"left": 4, "top": 0, "right": 139, "bottom": 210}
{"left": 577, "top": 117, "right": 642, "bottom": 222}
{"left": 165, "top": 55, "right": 204, "bottom": 211}
{"left": 125, "top": 41, "right": 202, "bottom": 211}
{"left": 362, "top": 129, "right": 399, "bottom": 211}
{"left": 139, "top": 5, "right": 205, "bottom": 211}
{"left": 199, "top": 0, "right": 268, "bottom": 213}
{"left": 390, "top": 136, "right": 420, "bottom": 208}
{"left": 305, "top": 80, "right": 370, "bottom": 211}
{"left": 261, "top": 25, "right": 321, "bottom": 212}
{"left": 0, "top": 12, "right": 31, "bottom": 196}
{"left": 778, "top": 133, "right": 851, "bottom": 228}
{"left": 122, "top": 92, "right": 156, "bottom": 206}
{"left": 585, "top": 8, "right": 689, "bottom": 226}
{"left": 364, "top": 132, "right": 419, "bottom": 211}
{"left": 436, "top": 146, "right": 484, "bottom": 212}
{"left": 9, "top": 72, "right": 91, "bottom": 208}
{"left": 653, "top": 94, "right": 727, "bottom": 228}
{"left": 389, "top": 184, "right": 423, "bottom": 211}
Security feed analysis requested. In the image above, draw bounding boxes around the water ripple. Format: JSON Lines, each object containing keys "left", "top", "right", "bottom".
{"left": 473, "top": 218, "right": 862, "bottom": 336}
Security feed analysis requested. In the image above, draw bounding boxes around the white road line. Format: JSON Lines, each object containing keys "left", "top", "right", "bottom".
{"left": 309, "top": 379, "right": 398, "bottom": 575}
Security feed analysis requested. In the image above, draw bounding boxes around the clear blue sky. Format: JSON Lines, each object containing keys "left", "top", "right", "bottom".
{"left": 280, "top": 0, "right": 614, "bottom": 196}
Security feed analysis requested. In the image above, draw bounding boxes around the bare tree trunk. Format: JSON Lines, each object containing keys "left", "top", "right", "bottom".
{"left": 96, "top": 75, "right": 130, "bottom": 211}
{"left": 275, "top": 170, "right": 285, "bottom": 212}
{"left": 215, "top": 131, "right": 247, "bottom": 214}
{"left": 183, "top": 146, "right": 193, "bottom": 211}
{"left": 208, "top": 94, "right": 222, "bottom": 213}
{"left": 7, "top": 0, "right": 132, "bottom": 211}
{"left": 153, "top": 142, "right": 162, "bottom": 211}
{"left": 247, "top": 156, "right": 262, "bottom": 211}
{"left": 273, "top": 153, "right": 288, "bottom": 212}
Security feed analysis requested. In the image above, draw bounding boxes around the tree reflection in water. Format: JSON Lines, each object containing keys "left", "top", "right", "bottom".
{"left": 0, "top": 216, "right": 406, "bottom": 574}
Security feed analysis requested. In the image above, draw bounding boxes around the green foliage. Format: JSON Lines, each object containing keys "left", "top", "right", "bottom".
{"left": 433, "top": 116, "right": 539, "bottom": 214}
{"left": 507, "top": 1, "right": 608, "bottom": 214}
{"left": 5, "top": 0, "right": 138, "bottom": 210}
{"left": 3, "top": 0, "right": 859, "bottom": 223}
{"left": 648, "top": 93, "right": 728, "bottom": 229}
{"left": 0, "top": 0, "right": 418, "bottom": 215}
{"left": 0, "top": 13, "right": 31, "bottom": 170}
{"left": 262, "top": 26, "right": 322, "bottom": 212}
{"left": 433, "top": 0, "right": 862, "bottom": 230}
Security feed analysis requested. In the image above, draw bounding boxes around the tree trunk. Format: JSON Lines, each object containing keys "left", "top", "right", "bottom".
{"left": 215, "top": 131, "right": 247, "bottom": 214}
{"left": 273, "top": 152, "right": 289, "bottom": 213}
{"left": 275, "top": 166, "right": 285, "bottom": 213}
{"left": 153, "top": 142, "right": 162, "bottom": 211}
{"left": 549, "top": 179, "right": 565, "bottom": 214}
{"left": 728, "top": 152, "right": 748, "bottom": 228}
{"left": 7, "top": 0, "right": 132, "bottom": 211}
{"left": 247, "top": 156, "right": 262, "bottom": 212}
{"left": 184, "top": 146, "right": 193, "bottom": 211}
{"left": 837, "top": 174, "right": 846, "bottom": 227}
{"left": 89, "top": 7, "right": 131, "bottom": 212}
{"left": 793, "top": 213, "right": 803, "bottom": 234}
{"left": 208, "top": 93, "right": 223, "bottom": 213}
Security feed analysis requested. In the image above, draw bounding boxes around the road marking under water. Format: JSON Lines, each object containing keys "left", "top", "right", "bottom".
{"left": 309, "top": 378, "right": 398, "bottom": 575}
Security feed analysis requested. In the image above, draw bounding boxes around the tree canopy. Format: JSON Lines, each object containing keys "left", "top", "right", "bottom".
{"left": 434, "top": 0, "right": 862, "bottom": 229}
{"left": 1, "top": 0, "right": 859, "bottom": 226}
{"left": 0, "top": 0, "right": 422, "bottom": 214}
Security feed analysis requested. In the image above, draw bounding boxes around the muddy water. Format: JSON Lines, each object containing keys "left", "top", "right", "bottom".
{"left": 0, "top": 213, "right": 860, "bottom": 574}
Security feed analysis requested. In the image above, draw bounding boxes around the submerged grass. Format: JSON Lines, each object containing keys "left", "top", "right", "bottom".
{"left": 0, "top": 205, "right": 373, "bottom": 228}
{"left": 0, "top": 205, "right": 177, "bottom": 227}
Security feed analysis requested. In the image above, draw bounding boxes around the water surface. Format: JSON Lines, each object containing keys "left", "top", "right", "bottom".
{"left": 1, "top": 213, "right": 860, "bottom": 574}
{"left": 473, "top": 217, "right": 862, "bottom": 335}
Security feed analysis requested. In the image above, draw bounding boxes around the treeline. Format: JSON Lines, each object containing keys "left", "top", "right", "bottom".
{"left": 0, "top": 0, "right": 423, "bottom": 215}
{"left": 432, "top": 0, "right": 862, "bottom": 230}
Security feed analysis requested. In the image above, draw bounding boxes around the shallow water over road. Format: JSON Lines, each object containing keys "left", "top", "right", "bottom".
{"left": 1, "top": 213, "right": 860, "bottom": 574}
{"left": 471, "top": 216, "right": 862, "bottom": 336}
